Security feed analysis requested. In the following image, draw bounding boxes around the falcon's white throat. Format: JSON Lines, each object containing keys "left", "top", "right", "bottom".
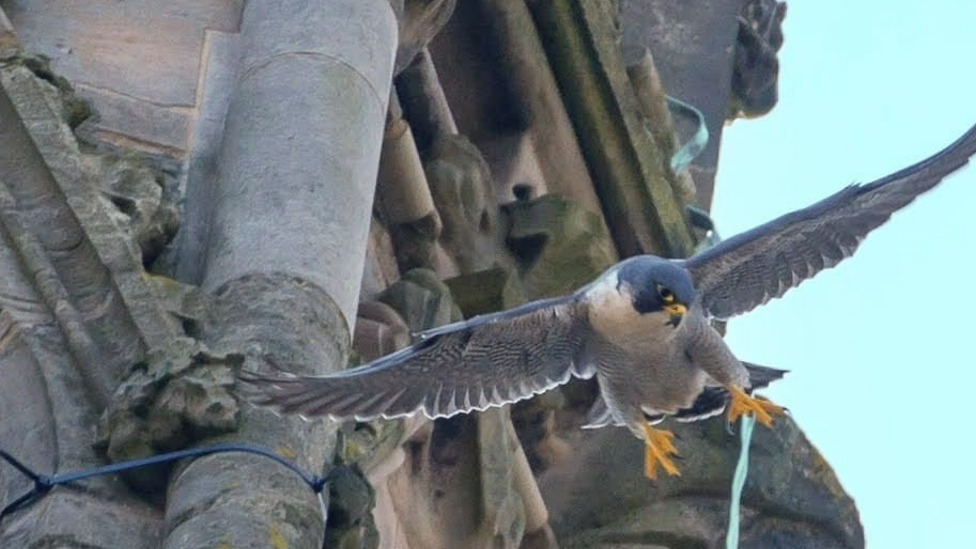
{"left": 585, "top": 273, "right": 677, "bottom": 341}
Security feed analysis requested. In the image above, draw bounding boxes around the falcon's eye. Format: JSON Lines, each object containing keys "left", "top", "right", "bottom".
{"left": 657, "top": 285, "right": 675, "bottom": 303}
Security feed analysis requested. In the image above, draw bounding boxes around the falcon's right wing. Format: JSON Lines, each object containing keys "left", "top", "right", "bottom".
{"left": 239, "top": 295, "right": 594, "bottom": 421}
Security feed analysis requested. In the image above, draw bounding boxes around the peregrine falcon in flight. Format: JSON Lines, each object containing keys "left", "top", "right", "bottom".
{"left": 242, "top": 123, "right": 976, "bottom": 479}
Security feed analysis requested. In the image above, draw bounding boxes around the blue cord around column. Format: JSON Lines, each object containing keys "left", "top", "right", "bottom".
{"left": 0, "top": 442, "right": 330, "bottom": 524}
{"left": 726, "top": 414, "right": 756, "bottom": 549}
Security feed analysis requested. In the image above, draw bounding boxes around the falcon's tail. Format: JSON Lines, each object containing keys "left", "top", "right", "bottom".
{"left": 580, "top": 394, "right": 622, "bottom": 429}
{"left": 580, "top": 362, "right": 787, "bottom": 428}
{"left": 673, "top": 361, "right": 787, "bottom": 423}
{"left": 742, "top": 361, "right": 788, "bottom": 390}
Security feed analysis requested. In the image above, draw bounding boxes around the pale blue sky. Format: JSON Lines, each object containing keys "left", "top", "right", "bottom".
{"left": 712, "top": 1, "right": 976, "bottom": 547}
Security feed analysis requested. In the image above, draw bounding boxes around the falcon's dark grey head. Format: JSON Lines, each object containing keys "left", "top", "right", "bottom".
{"left": 615, "top": 256, "right": 696, "bottom": 315}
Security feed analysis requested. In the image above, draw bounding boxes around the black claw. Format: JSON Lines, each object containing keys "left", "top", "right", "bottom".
{"left": 643, "top": 411, "right": 666, "bottom": 423}
{"left": 725, "top": 421, "right": 736, "bottom": 436}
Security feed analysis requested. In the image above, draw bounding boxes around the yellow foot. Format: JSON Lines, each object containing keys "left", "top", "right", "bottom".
{"left": 726, "top": 385, "right": 785, "bottom": 427}
{"left": 642, "top": 423, "right": 681, "bottom": 479}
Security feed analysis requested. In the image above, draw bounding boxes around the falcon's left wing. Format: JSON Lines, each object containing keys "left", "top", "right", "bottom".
{"left": 684, "top": 122, "right": 976, "bottom": 320}
{"left": 239, "top": 295, "right": 594, "bottom": 421}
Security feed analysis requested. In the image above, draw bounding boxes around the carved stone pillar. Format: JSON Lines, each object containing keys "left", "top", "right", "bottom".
{"left": 1, "top": 56, "right": 175, "bottom": 548}
{"left": 200, "top": 0, "right": 397, "bottom": 328}
{"left": 165, "top": 1, "right": 399, "bottom": 548}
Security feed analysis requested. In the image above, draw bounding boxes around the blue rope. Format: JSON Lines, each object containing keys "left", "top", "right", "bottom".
{"left": 726, "top": 414, "right": 756, "bottom": 549}
{"left": 665, "top": 94, "right": 710, "bottom": 174}
{"left": 0, "top": 442, "right": 330, "bottom": 524}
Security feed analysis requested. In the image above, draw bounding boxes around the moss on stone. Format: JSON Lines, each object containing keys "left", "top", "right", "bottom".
{"left": 93, "top": 338, "right": 244, "bottom": 492}
{"left": 323, "top": 464, "right": 380, "bottom": 549}
{"left": 444, "top": 267, "right": 527, "bottom": 317}
{"left": 528, "top": 0, "right": 696, "bottom": 258}
{"left": 1, "top": 52, "right": 92, "bottom": 127}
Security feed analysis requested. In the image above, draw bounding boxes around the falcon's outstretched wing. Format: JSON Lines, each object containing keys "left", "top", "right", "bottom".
{"left": 239, "top": 296, "right": 594, "bottom": 421}
{"left": 684, "top": 123, "right": 976, "bottom": 319}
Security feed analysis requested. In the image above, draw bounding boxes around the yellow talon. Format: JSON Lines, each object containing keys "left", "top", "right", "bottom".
{"left": 642, "top": 423, "right": 681, "bottom": 479}
{"left": 726, "top": 385, "right": 785, "bottom": 427}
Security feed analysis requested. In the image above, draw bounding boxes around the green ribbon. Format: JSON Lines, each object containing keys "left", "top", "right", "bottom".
{"left": 665, "top": 94, "right": 709, "bottom": 174}
{"left": 726, "top": 414, "right": 756, "bottom": 549}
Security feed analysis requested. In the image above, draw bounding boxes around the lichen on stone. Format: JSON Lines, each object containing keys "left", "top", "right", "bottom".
{"left": 94, "top": 338, "right": 244, "bottom": 492}
{"left": 90, "top": 150, "right": 180, "bottom": 266}
{"left": 323, "top": 464, "right": 380, "bottom": 549}
{"left": 0, "top": 51, "right": 92, "bottom": 128}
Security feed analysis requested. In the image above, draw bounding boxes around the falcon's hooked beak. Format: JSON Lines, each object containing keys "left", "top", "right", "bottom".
{"left": 663, "top": 303, "right": 687, "bottom": 327}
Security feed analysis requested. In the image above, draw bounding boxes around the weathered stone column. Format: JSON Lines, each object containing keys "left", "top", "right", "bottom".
{"left": 200, "top": 0, "right": 397, "bottom": 327}
{"left": 164, "top": 1, "right": 398, "bottom": 548}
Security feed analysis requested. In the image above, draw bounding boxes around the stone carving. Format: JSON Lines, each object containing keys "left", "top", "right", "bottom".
{"left": 380, "top": 130, "right": 512, "bottom": 278}
{"left": 378, "top": 268, "right": 464, "bottom": 333}
{"left": 444, "top": 266, "right": 526, "bottom": 317}
{"left": 93, "top": 151, "right": 180, "bottom": 266}
{"left": 376, "top": 97, "right": 459, "bottom": 277}
{"left": 2, "top": 54, "right": 179, "bottom": 267}
{"left": 324, "top": 464, "right": 381, "bottom": 549}
{"left": 354, "top": 300, "right": 412, "bottom": 363}
{"left": 396, "top": 0, "right": 458, "bottom": 75}
{"left": 504, "top": 193, "right": 617, "bottom": 298}
{"left": 94, "top": 339, "right": 243, "bottom": 492}
{"left": 729, "top": 0, "right": 786, "bottom": 119}
{"left": 2, "top": 40, "right": 190, "bottom": 549}
{"left": 0, "top": 52, "right": 91, "bottom": 128}
{"left": 2, "top": 5, "right": 372, "bottom": 547}
{"left": 426, "top": 133, "right": 512, "bottom": 274}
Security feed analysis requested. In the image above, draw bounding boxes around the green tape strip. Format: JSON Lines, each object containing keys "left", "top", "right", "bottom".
{"left": 665, "top": 94, "right": 709, "bottom": 174}
{"left": 726, "top": 414, "right": 756, "bottom": 549}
